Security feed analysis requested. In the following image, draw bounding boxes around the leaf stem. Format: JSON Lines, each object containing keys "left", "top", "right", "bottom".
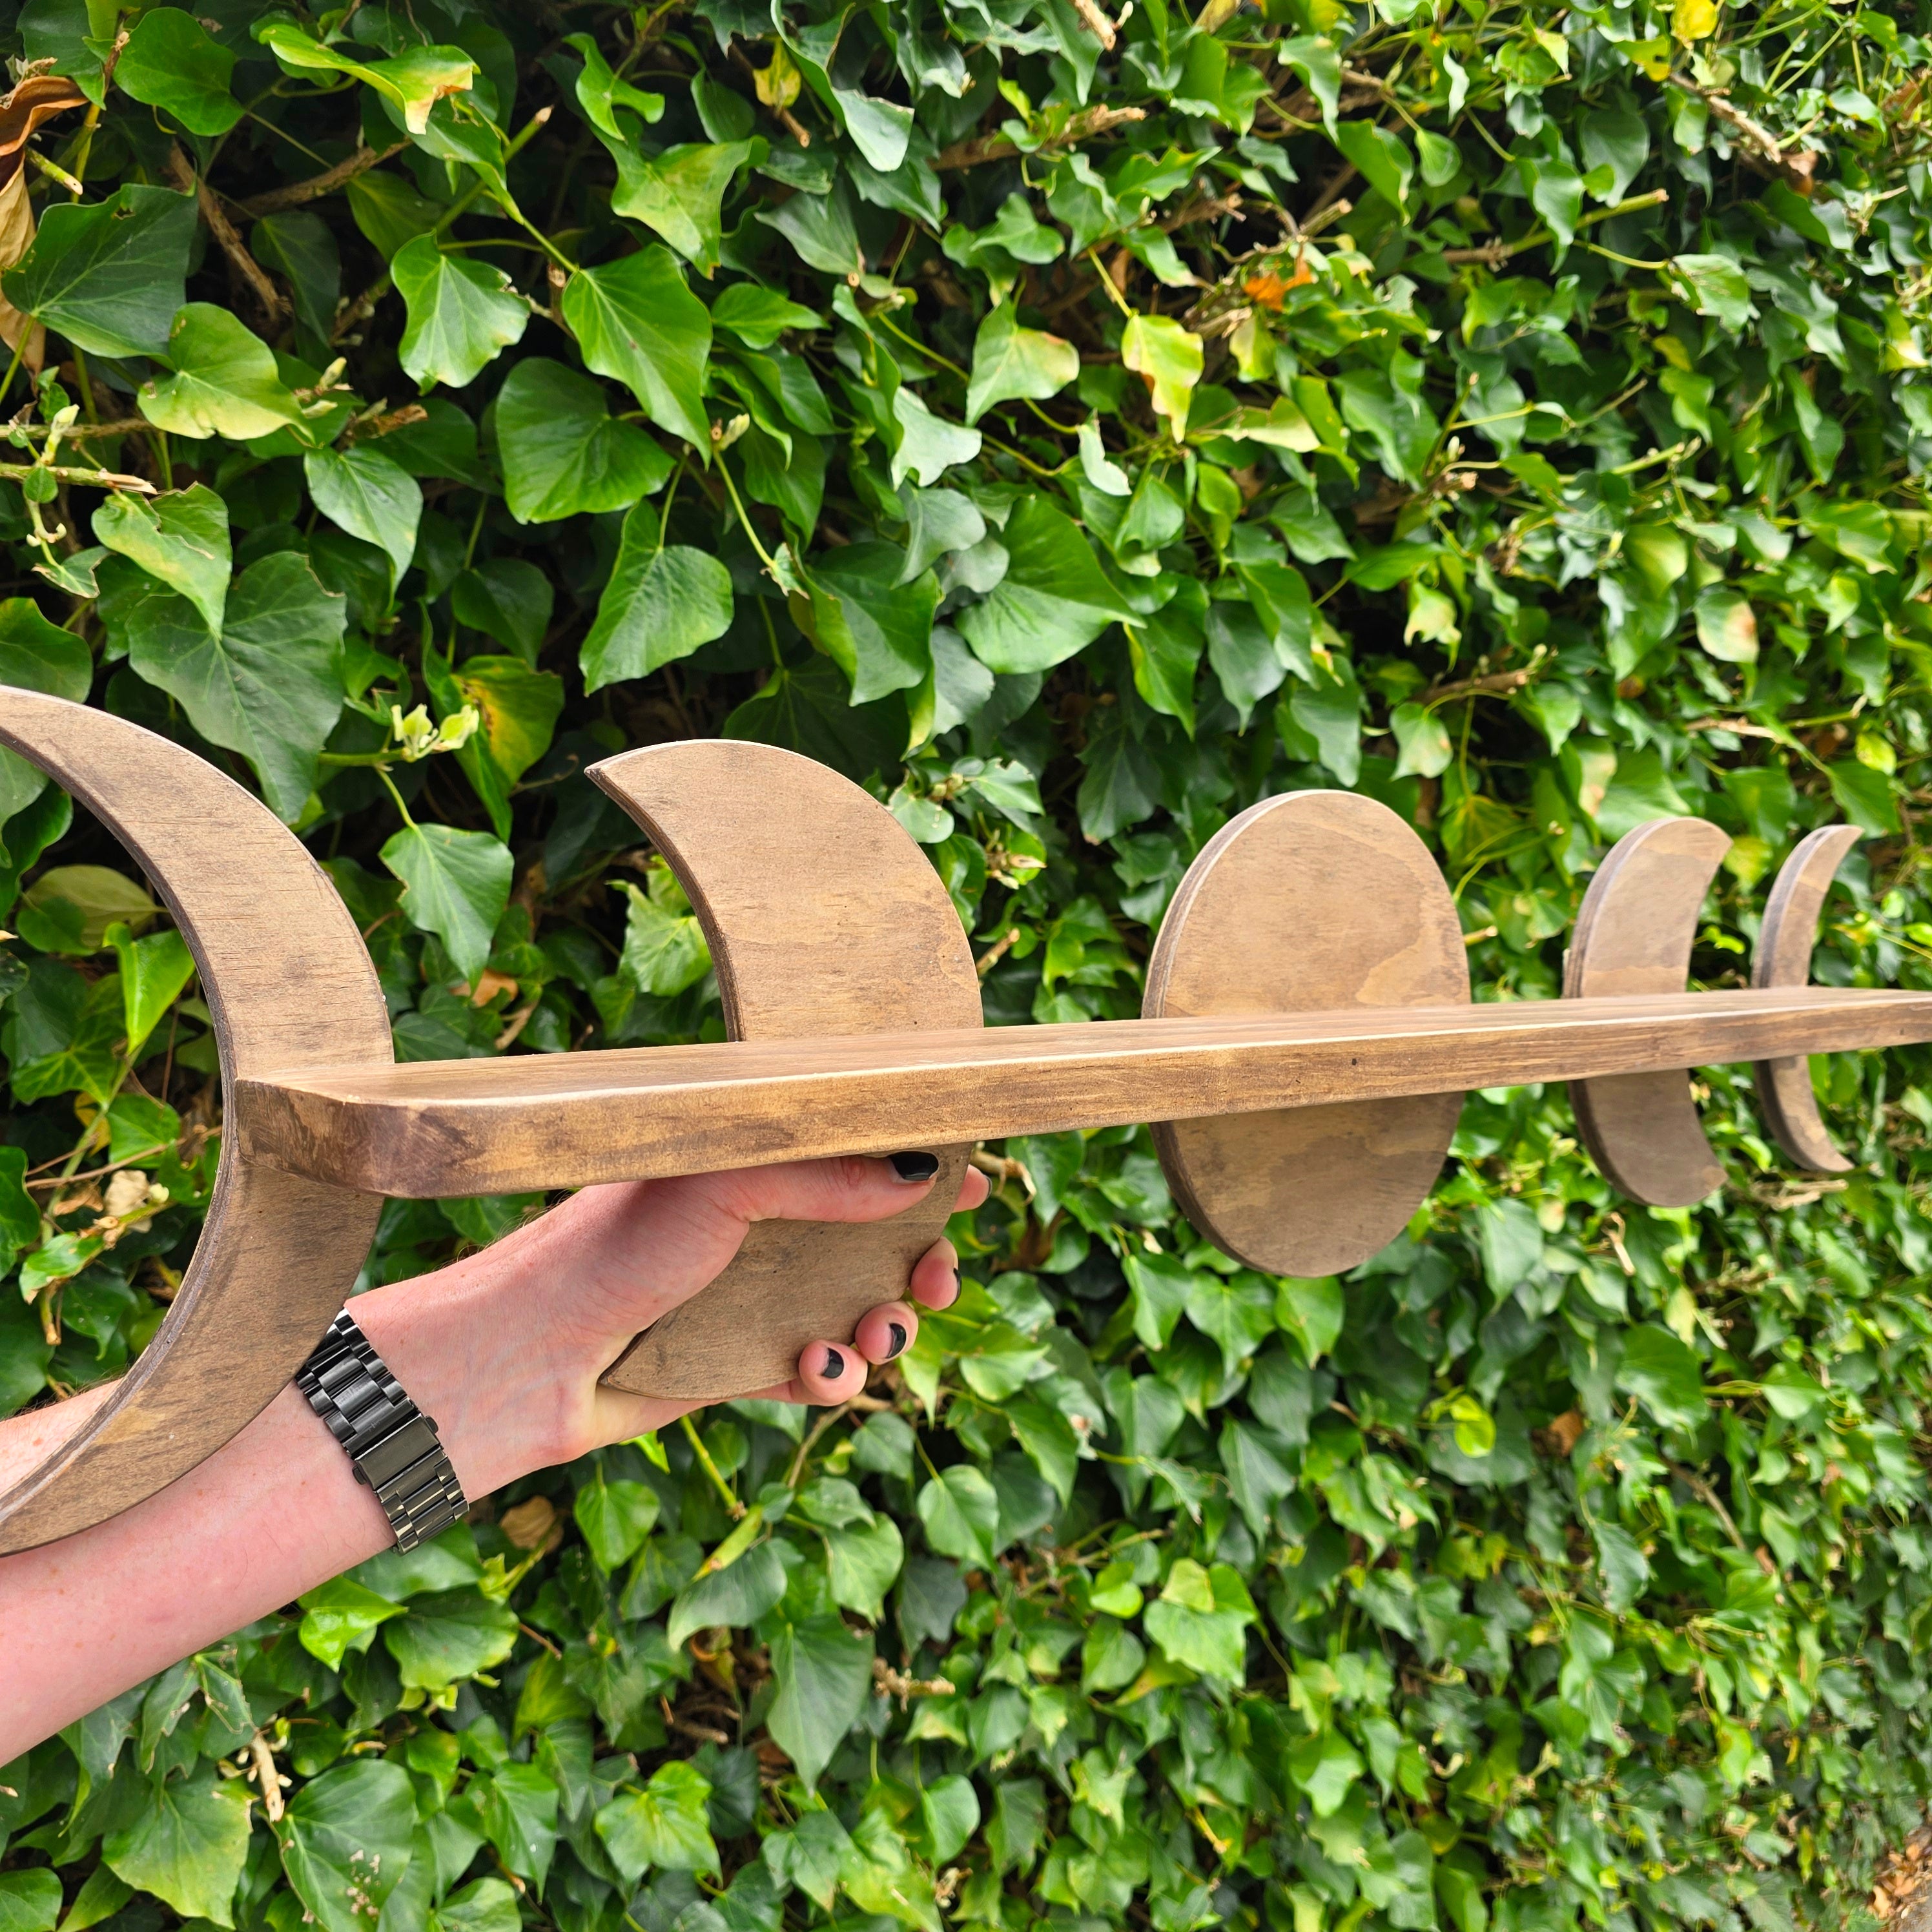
{"left": 679, "top": 1412, "right": 746, "bottom": 1519}
{"left": 715, "top": 454, "right": 776, "bottom": 570}
{"left": 375, "top": 762, "right": 416, "bottom": 830}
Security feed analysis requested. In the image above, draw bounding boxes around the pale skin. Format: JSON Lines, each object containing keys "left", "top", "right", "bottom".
{"left": 0, "top": 1152, "right": 985, "bottom": 1759}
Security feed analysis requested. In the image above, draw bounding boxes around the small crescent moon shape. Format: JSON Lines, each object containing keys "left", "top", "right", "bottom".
{"left": 588, "top": 738, "right": 984, "bottom": 1400}
{"left": 1751, "top": 824, "right": 1861, "bottom": 1173}
{"left": 0, "top": 689, "right": 389, "bottom": 1556}
{"left": 1565, "top": 817, "right": 1734, "bottom": 1208}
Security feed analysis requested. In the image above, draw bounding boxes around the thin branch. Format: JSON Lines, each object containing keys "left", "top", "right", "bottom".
{"left": 936, "top": 103, "right": 1145, "bottom": 172}
{"left": 229, "top": 142, "right": 409, "bottom": 220}
{"left": 168, "top": 143, "right": 285, "bottom": 326}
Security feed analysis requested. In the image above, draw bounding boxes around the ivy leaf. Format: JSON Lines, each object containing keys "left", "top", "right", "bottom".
{"left": 496, "top": 358, "right": 673, "bottom": 522}
{"left": 581, "top": 500, "right": 734, "bottom": 692}
{"left": 452, "top": 558, "right": 553, "bottom": 664}
{"left": 275, "top": 1761, "right": 417, "bottom": 1932}
{"left": 4, "top": 183, "right": 195, "bottom": 358}
{"left": 1671, "top": 252, "right": 1756, "bottom": 331}
{"left": 430, "top": 1880, "right": 521, "bottom": 1932}
{"left": 0, "top": 597, "right": 90, "bottom": 828}
{"left": 966, "top": 302, "right": 1078, "bottom": 422}
{"left": 594, "top": 1762, "right": 719, "bottom": 1882}
{"left": 381, "top": 822, "right": 513, "bottom": 983}
{"left": 712, "top": 283, "right": 823, "bottom": 347}
{"left": 255, "top": 23, "right": 475, "bottom": 135}
{"left": 296, "top": 1576, "right": 406, "bottom": 1670}
{"left": 108, "top": 920, "right": 194, "bottom": 1060}
{"left": 920, "top": 1775, "right": 980, "bottom": 1866}
{"left": 1122, "top": 313, "right": 1204, "bottom": 437}
{"left": 665, "top": 1539, "right": 787, "bottom": 1648}
{"left": 611, "top": 141, "right": 757, "bottom": 274}
{"left": 777, "top": 540, "right": 939, "bottom": 703}
{"left": 1142, "top": 1559, "right": 1255, "bottom": 1680}
{"left": 1694, "top": 586, "right": 1758, "bottom": 663}
{"left": 460, "top": 1767, "right": 559, "bottom": 1889}
{"left": 394, "top": 235, "right": 529, "bottom": 390}
{"left": 119, "top": 550, "right": 347, "bottom": 822}
{"left": 103, "top": 1767, "right": 251, "bottom": 1927}
{"left": 562, "top": 247, "right": 712, "bottom": 450}
{"left": 384, "top": 1588, "right": 519, "bottom": 1690}
{"left": 139, "top": 303, "right": 304, "bottom": 440}
{"left": 1614, "top": 1325, "right": 1709, "bottom": 1430}
{"left": 916, "top": 1463, "right": 1000, "bottom": 1566}
{"left": 958, "top": 498, "right": 1132, "bottom": 674}
{"left": 0, "top": 1873, "right": 60, "bottom": 1932}
{"left": 564, "top": 32, "right": 665, "bottom": 136}
{"left": 423, "top": 647, "right": 564, "bottom": 840}
{"left": 574, "top": 1470, "right": 662, "bottom": 1570}
{"left": 891, "top": 387, "right": 981, "bottom": 486}
{"left": 116, "top": 9, "right": 241, "bottom": 135}
{"left": 823, "top": 1514, "right": 905, "bottom": 1619}
{"left": 767, "top": 1614, "right": 872, "bottom": 1788}
{"left": 305, "top": 444, "right": 422, "bottom": 588}
{"left": 94, "top": 482, "right": 231, "bottom": 634}
{"left": 1333, "top": 121, "right": 1413, "bottom": 213}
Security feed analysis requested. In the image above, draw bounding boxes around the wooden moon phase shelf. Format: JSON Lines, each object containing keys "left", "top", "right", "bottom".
{"left": 1144, "top": 790, "right": 1470, "bottom": 1277}
{"left": 0, "top": 683, "right": 1928, "bottom": 1552}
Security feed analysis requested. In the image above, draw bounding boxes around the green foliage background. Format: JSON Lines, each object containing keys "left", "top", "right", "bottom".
{"left": 3, "top": 0, "right": 1932, "bottom": 1927}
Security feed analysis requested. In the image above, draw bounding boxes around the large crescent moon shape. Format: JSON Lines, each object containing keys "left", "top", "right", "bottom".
{"left": 1565, "top": 816, "right": 1734, "bottom": 1207}
{"left": 589, "top": 739, "right": 984, "bottom": 1400}
{"left": 1751, "top": 823, "right": 1861, "bottom": 1173}
{"left": 1144, "top": 790, "right": 1470, "bottom": 1276}
{"left": 0, "top": 689, "right": 390, "bottom": 1556}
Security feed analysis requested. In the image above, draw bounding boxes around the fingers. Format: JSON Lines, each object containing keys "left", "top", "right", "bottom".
{"left": 853, "top": 1299, "right": 918, "bottom": 1364}
{"left": 954, "top": 1164, "right": 991, "bottom": 1213}
{"left": 909, "top": 1237, "right": 961, "bottom": 1311}
{"left": 792, "top": 1338, "right": 872, "bottom": 1405}
{"left": 699, "top": 1150, "right": 947, "bottom": 1229}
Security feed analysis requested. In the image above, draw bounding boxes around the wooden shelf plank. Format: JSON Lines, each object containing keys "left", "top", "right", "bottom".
{"left": 232, "top": 986, "right": 1932, "bottom": 1198}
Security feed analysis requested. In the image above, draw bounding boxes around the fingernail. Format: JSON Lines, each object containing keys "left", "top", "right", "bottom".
{"left": 886, "top": 1322, "right": 908, "bottom": 1359}
{"left": 823, "top": 1346, "right": 846, "bottom": 1379}
{"left": 889, "top": 1151, "right": 940, "bottom": 1182}
{"left": 953, "top": 1267, "right": 961, "bottom": 1288}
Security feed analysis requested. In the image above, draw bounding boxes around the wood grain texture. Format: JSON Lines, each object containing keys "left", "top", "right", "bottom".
{"left": 0, "top": 689, "right": 389, "bottom": 1556}
{"left": 234, "top": 987, "right": 1932, "bottom": 1197}
{"left": 1751, "top": 824, "right": 1862, "bottom": 1173}
{"left": 585, "top": 740, "right": 982, "bottom": 1400}
{"left": 1564, "top": 817, "right": 1734, "bottom": 1206}
{"left": 1144, "top": 790, "right": 1469, "bottom": 1275}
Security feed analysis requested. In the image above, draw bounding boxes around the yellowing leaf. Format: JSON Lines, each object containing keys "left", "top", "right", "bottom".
{"left": 1122, "top": 313, "right": 1204, "bottom": 438}
{"left": 1672, "top": 0, "right": 1720, "bottom": 41}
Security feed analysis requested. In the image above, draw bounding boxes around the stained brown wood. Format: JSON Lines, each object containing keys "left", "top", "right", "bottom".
{"left": 587, "top": 741, "right": 983, "bottom": 1400}
{"left": 1564, "top": 817, "right": 1734, "bottom": 1206}
{"left": 0, "top": 688, "right": 391, "bottom": 1556}
{"left": 236, "top": 985, "right": 1932, "bottom": 1198}
{"left": 1144, "top": 790, "right": 1468, "bottom": 1275}
{"left": 1752, "top": 824, "right": 1862, "bottom": 1173}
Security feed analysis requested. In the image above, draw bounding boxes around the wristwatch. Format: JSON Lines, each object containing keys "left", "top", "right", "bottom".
{"left": 296, "top": 1310, "right": 468, "bottom": 1551}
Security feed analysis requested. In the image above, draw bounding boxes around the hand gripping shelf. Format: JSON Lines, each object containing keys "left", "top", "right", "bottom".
{"left": 1, "top": 687, "right": 1925, "bottom": 1553}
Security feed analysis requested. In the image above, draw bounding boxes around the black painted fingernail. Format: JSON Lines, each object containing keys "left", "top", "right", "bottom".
{"left": 823, "top": 1346, "right": 846, "bottom": 1379}
{"left": 953, "top": 1267, "right": 961, "bottom": 1288}
{"left": 887, "top": 1322, "right": 908, "bottom": 1359}
{"left": 889, "top": 1151, "right": 940, "bottom": 1181}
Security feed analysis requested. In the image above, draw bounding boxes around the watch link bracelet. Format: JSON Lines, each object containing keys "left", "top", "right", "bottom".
{"left": 296, "top": 1310, "right": 468, "bottom": 1551}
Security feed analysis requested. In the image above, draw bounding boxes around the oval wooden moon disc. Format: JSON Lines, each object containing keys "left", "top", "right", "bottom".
{"left": 1751, "top": 823, "right": 1861, "bottom": 1173}
{"left": 1144, "top": 790, "right": 1470, "bottom": 1278}
{"left": 589, "top": 739, "right": 983, "bottom": 1401}
{"left": 1564, "top": 816, "right": 1732, "bottom": 1206}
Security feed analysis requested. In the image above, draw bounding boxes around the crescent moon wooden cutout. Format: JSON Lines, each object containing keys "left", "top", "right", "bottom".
{"left": 0, "top": 688, "right": 393, "bottom": 1557}
{"left": 1564, "top": 816, "right": 1734, "bottom": 1208}
{"left": 1751, "top": 824, "right": 1863, "bottom": 1173}
{"left": 588, "top": 739, "right": 983, "bottom": 1400}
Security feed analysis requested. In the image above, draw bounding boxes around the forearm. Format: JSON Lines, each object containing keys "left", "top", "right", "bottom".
{"left": 0, "top": 1154, "right": 960, "bottom": 1758}
{"left": 0, "top": 1235, "right": 570, "bottom": 1758}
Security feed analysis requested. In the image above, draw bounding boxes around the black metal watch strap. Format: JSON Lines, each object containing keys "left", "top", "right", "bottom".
{"left": 296, "top": 1310, "right": 467, "bottom": 1552}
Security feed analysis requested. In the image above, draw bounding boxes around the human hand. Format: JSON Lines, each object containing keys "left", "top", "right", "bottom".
{"left": 349, "top": 1154, "right": 990, "bottom": 1503}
